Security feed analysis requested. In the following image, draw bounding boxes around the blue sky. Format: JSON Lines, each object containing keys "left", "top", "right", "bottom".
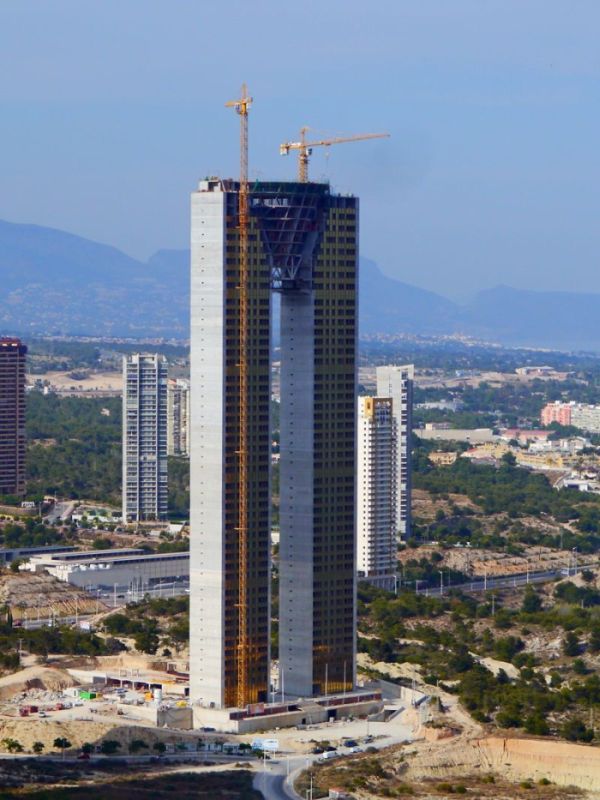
{"left": 0, "top": 0, "right": 598, "bottom": 299}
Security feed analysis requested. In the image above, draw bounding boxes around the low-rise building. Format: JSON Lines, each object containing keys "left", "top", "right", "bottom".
{"left": 24, "top": 548, "right": 189, "bottom": 594}
{"left": 428, "top": 451, "right": 458, "bottom": 466}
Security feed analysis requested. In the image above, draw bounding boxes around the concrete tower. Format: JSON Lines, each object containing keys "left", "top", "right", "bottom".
{"left": 0, "top": 338, "right": 27, "bottom": 497}
{"left": 376, "top": 365, "right": 414, "bottom": 539}
{"left": 122, "top": 353, "right": 168, "bottom": 523}
{"left": 357, "top": 396, "right": 397, "bottom": 588}
{"left": 190, "top": 179, "right": 357, "bottom": 707}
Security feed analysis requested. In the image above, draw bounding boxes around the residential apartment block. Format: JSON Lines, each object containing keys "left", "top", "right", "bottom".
{"left": 541, "top": 401, "right": 600, "bottom": 434}
{"left": 167, "top": 378, "right": 190, "bottom": 457}
{"left": 122, "top": 354, "right": 168, "bottom": 522}
{"left": 0, "top": 338, "right": 27, "bottom": 497}
{"left": 376, "top": 364, "right": 414, "bottom": 538}
{"left": 357, "top": 397, "right": 397, "bottom": 587}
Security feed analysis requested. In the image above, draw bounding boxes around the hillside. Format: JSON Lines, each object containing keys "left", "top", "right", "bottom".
{"left": 0, "top": 220, "right": 188, "bottom": 338}
{"left": 1, "top": 218, "right": 600, "bottom": 350}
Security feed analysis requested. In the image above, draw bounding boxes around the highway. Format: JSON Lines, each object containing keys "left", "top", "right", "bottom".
{"left": 416, "top": 564, "right": 591, "bottom": 598}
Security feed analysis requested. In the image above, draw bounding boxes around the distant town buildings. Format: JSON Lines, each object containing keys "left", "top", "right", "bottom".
{"left": 167, "top": 378, "right": 190, "bottom": 457}
{"left": 122, "top": 353, "right": 168, "bottom": 522}
{"left": 357, "top": 397, "right": 397, "bottom": 587}
{"left": 541, "top": 401, "right": 600, "bottom": 434}
{"left": 376, "top": 365, "right": 414, "bottom": 538}
{"left": 0, "top": 337, "right": 27, "bottom": 497}
{"left": 515, "top": 365, "right": 559, "bottom": 377}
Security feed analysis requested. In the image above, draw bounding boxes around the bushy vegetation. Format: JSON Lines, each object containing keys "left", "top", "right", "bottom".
{"left": 24, "top": 393, "right": 190, "bottom": 516}
{"left": 412, "top": 447, "right": 600, "bottom": 552}
{"left": 26, "top": 392, "right": 122, "bottom": 504}
{"left": 0, "top": 618, "right": 123, "bottom": 663}
{"left": 102, "top": 596, "right": 189, "bottom": 654}
{"left": 0, "top": 518, "right": 67, "bottom": 549}
{"left": 358, "top": 577, "right": 600, "bottom": 741}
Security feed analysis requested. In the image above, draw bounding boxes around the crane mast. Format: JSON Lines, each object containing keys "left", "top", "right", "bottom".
{"left": 280, "top": 126, "right": 390, "bottom": 182}
{"left": 225, "top": 83, "right": 252, "bottom": 708}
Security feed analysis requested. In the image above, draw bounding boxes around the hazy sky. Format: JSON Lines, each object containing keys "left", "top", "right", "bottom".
{"left": 1, "top": 1, "right": 598, "bottom": 300}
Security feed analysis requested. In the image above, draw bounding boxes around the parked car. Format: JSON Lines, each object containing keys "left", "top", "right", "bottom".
{"left": 320, "top": 751, "right": 338, "bottom": 761}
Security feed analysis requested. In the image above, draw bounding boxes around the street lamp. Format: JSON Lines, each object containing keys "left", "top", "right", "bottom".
{"left": 438, "top": 571, "right": 444, "bottom": 596}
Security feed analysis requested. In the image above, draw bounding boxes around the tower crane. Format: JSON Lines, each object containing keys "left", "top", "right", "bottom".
{"left": 280, "top": 126, "right": 390, "bottom": 182}
{"left": 225, "top": 83, "right": 252, "bottom": 708}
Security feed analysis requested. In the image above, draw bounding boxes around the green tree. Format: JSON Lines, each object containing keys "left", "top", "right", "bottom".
{"left": 521, "top": 586, "right": 542, "bottom": 613}
{"left": 153, "top": 741, "right": 166, "bottom": 755}
{"left": 32, "top": 741, "right": 44, "bottom": 754}
{"left": 561, "top": 718, "right": 594, "bottom": 742}
{"left": 2, "top": 738, "right": 23, "bottom": 753}
{"left": 524, "top": 715, "right": 549, "bottom": 736}
{"left": 53, "top": 737, "right": 71, "bottom": 758}
{"left": 563, "top": 631, "right": 581, "bottom": 657}
{"left": 134, "top": 622, "right": 159, "bottom": 654}
{"left": 100, "top": 740, "right": 121, "bottom": 755}
{"left": 129, "top": 739, "right": 148, "bottom": 753}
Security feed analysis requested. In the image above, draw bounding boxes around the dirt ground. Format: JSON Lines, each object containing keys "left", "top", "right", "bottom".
{"left": 29, "top": 370, "right": 122, "bottom": 397}
{"left": 0, "top": 571, "right": 108, "bottom": 620}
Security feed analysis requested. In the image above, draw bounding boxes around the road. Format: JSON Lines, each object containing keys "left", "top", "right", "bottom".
{"left": 254, "top": 733, "right": 411, "bottom": 800}
{"left": 44, "top": 500, "right": 76, "bottom": 524}
{"left": 418, "top": 564, "right": 592, "bottom": 598}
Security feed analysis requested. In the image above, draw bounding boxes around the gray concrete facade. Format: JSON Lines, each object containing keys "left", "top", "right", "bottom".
{"left": 279, "top": 292, "right": 315, "bottom": 697}
{"left": 189, "top": 185, "right": 226, "bottom": 708}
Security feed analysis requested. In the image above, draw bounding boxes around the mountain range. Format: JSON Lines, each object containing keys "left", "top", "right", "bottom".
{"left": 0, "top": 218, "right": 598, "bottom": 352}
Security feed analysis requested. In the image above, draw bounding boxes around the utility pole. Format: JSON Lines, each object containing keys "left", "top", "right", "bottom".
{"left": 439, "top": 570, "right": 444, "bottom": 596}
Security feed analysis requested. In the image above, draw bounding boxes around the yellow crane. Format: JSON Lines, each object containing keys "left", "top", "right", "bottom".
{"left": 280, "top": 126, "right": 390, "bottom": 182}
{"left": 225, "top": 83, "right": 252, "bottom": 709}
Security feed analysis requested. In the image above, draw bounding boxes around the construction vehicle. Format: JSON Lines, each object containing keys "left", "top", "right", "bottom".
{"left": 280, "top": 126, "right": 390, "bottom": 182}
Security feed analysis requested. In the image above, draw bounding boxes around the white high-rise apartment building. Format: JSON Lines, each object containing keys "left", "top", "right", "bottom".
{"left": 167, "top": 378, "right": 190, "bottom": 457}
{"left": 122, "top": 354, "right": 168, "bottom": 523}
{"left": 357, "top": 397, "right": 397, "bottom": 586}
{"left": 376, "top": 364, "right": 414, "bottom": 538}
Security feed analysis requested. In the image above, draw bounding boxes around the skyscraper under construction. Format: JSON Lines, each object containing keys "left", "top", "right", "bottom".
{"left": 190, "top": 179, "right": 357, "bottom": 708}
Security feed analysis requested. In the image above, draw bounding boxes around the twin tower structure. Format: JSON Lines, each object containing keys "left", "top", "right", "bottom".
{"left": 190, "top": 179, "right": 358, "bottom": 708}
